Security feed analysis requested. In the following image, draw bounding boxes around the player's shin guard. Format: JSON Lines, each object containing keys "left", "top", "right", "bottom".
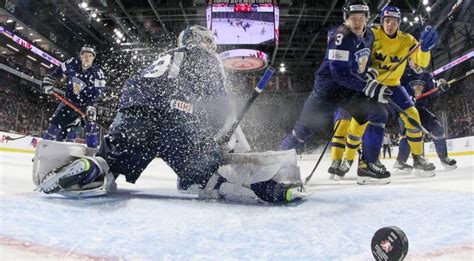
{"left": 280, "top": 121, "right": 312, "bottom": 150}
{"left": 361, "top": 122, "right": 385, "bottom": 164}
{"left": 400, "top": 107, "right": 423, "bottom": 155}
{"left": 344, "top": 119, "right": 367, "bottom": 162}
{"left": 43, "top": 123, "right": 61, "bottom": 141}
{"left": 85, "top": 122, "right": 99, "bottom": 148}
{"left": 330, "top": 119, "right": 350, "bottom": 161}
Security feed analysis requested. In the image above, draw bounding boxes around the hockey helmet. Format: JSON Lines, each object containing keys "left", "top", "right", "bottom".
{"left": 408, "top": 58, "right": 423, "bottom": 74}
{"left": 343, "top": 0, "right": 370, "bottom": 21}
{"left": 380, "top": 6, "right": 401, "bottom": 22}
{"left": 177, "top": 25, "right": 217, "bottom": 52}
{"left": 80, "top": 44, "right": 96, "bottom": 57}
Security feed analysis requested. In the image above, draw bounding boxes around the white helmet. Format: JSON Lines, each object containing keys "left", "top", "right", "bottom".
{"left": 178, "top": 25, "right": 217, "bottom": 52}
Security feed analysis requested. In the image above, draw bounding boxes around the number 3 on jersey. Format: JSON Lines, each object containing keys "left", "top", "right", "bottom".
{"left": 335, "top": 33, "right": 344, "bottom": 46}
{"left": 143, "top": 52, "right": 184, "bottom": 79}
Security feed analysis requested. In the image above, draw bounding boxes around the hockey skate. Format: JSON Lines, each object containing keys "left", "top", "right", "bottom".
{"left": 440, "top": 157, "right": 457, "bottom": 170}
{"left": 357, "top": 157, "right": 390, "bottom": 185}
{"left": 35, "top": 158, "right": 102, "bottom": 195}
{"left": 374, "top": 159, "right": 387, "bottom": 171}
{"left": 328, "top": 159, "right": 342, "bottom": 180}
{"left": 412, "top": 154, "right": 436, "bottom": 177}
{"left": 393, "top": 160, "right": 414, "bottom": 175}
{"left": 332, "top": 159, "right": 353, "bottom": 180}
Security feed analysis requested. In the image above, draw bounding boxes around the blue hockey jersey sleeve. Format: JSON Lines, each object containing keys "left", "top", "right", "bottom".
{"left": 326, "top": 26, "right": 370, "bottom": 92}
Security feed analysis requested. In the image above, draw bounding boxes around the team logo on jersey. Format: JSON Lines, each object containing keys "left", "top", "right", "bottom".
{"left": 170, "top": 99, "right": 193, "bottom": 114}
{"left": 409, "top": 80, "right": 425, "bottom": 96}
{"left": 354, "top": 48, "right": 370, "bottom": 74}
{"left": 71, "top": 77, "right": 87, "bottom": 95}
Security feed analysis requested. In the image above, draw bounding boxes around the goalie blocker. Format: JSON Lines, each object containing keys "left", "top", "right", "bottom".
{"left": 33, "top": 140, "right": 307, "bottom": 203}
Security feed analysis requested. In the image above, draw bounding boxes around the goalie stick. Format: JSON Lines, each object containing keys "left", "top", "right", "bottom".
{"left": 217, "top": 66, "right": 275, "bottom": 146}
{"left": 416, "top": 69, "right": 473, "bottom": 100}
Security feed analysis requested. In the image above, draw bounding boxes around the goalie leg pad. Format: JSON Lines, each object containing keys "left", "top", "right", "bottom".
{"left": 200, "top": 150, "right": 303, "bottom": 203}
{"left": 33, "top": 140, "right": 88, "bottom": 186}
{"left": 33, "top": 140, "right": 116, "bottom": 197}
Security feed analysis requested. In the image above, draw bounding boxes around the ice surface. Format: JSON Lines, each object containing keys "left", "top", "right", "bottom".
{"left": 0, "top": 151, "right": 473, "bottom": 260}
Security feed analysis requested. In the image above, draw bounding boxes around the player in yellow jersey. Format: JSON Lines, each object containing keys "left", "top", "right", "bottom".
{"left": 336, "top": 6, "right": 439, "bottom": 176}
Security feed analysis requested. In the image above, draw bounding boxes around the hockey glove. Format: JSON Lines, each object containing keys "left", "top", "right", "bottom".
{"left": 419, "top": 26, "right": 439, "bottom": 52}
{"left": 86, "top": 106, "right": 97, "bottom": 122}
{"left": 363, "top": 79, "right": 393, "bottom": 104}
{"left": 366, "top": 68, "right": 379, "bottom": 81}
{"left": 436, "top": 78, "right": 450, "bottom": 93}
{"left": 41, "top": 76, "right": 57, "bottom": 94}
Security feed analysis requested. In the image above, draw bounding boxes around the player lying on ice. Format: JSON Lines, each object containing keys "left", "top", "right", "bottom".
{"left": 32, "top": 25, "right": 306, "bottom": 204}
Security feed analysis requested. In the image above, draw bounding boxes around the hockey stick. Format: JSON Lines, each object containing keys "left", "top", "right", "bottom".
{"left": 50, "top": 91, "right": 109, "bottom": 131}
{"left": 388, "top": 98, "right": 442, "bottom": 140}
{"left": 217, "top": 67, "right": 275, "bottom": 146}
{"left": 416, "top": 69, "right": 473, "bottom": 100}
{"left": 304, "top": 119, "right": 342, "bottom": 185}
{"left": 4, "top": 133, "right": 40, "bottom": 141}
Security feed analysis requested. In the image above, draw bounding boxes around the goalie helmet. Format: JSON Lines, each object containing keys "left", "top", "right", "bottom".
{"left": 178, "top": 25, "right": 217, "bottom": 52}
{"left": 80, "top": 44, "right": 96, "bottom": 57}
{"left": 380, "top": 6, "right": 401, "bottom": 22}
{"left": 343, "top": 0, "right": 370, "bottom": 21}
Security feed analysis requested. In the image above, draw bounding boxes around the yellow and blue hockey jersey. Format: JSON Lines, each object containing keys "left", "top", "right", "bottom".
{"left": 371, "top": 26, "right": 431, "bottom": 86}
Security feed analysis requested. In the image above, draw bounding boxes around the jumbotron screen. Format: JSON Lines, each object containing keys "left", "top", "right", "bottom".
{"left": 206, "top": 2, "right": 279, "bottom": 45}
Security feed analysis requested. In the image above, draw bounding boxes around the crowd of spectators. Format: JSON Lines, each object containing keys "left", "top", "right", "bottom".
{"left": 1, "top": 64, "right": 472, "bottom": 152}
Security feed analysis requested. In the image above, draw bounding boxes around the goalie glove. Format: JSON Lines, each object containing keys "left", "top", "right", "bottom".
{"left": 86, "top": 106, "right": 97, "bottom": 122}
{"left": 363, "top": 79, "right": 393, "bottom": 104}
{"left": 436, "top": 78, "right": 450, "bottom": 93}
{"left": 41, "top": 76, "right": 57, "bottom": 94}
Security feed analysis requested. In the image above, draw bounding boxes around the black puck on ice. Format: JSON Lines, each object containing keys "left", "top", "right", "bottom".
{"left": 371, "top": 226, "right": 409, "bottom": 261}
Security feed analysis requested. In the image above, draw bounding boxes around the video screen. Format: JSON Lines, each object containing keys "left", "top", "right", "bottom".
{"left": 208, "top": 4, "right": 277, "bottom": 45}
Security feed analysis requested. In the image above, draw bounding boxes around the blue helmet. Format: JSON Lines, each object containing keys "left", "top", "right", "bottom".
{"left": 343, "top": 0, "right": 370, "bottom": 21}
{"left": 380, "top": 6, "right": 401, "bottom": 21}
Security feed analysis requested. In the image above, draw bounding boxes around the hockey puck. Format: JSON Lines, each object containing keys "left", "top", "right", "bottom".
{"left": 371, "top": 226, "right": 409, "bottom": 261}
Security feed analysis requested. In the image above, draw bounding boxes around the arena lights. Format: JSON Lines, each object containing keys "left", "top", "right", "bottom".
{"left": 6, "top": 19, "right": 14, "bottom": 23}
{"left": 15, "top": 26, "right": 24, "bottom": 30}
{"left": 279, "top": 63, "right": 286, "bottom": 72}
{"left": 40, "top": 62, "right": 52, "bottom": 68}
{"left": 423, "top": 0, "right": 429, "bottom": 5}
{"left": 414, "top": 16, "right": 420, "bottom": 22}
{"left": 426, "top": 6, "right": 432, "bottom": 12}
{"left": 403, "top": 17, "right": 408, "bottom": 22}
{"left": 27, "top": 55, "right": 37, "bottom": 62}
{"left": 114, "top": 29, "right": 124, "bottom": 38}
{"left": 6, "top": 44, "right": 19, "bottom": 52}
{"left": 79, "top": 2, "right": 88, "bottom": 9}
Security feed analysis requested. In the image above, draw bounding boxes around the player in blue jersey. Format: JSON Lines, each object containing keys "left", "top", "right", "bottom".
{"left": 394, "top": 59, "right": 457, "bottom": 173}
{"left": 280, "top": 1, "right": 393, "bottom": 185}
{"left": 33, "top": 25, "right": 306, "bottom": 204}
{"left": 41, "top": 45, "right": 105, "bottom": 148}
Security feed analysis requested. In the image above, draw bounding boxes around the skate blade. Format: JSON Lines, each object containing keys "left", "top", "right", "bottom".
{"left": 393, "top": 169, "right": 413, "bottom": 175}
{"left": 442, "top": 164, "right": 457, "bottom": 170}
{"left": 357, "top": 176, "right": 390, "bottom": 185}
{"left": 413, "top": 169, "right": 436, "bottom": 177}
